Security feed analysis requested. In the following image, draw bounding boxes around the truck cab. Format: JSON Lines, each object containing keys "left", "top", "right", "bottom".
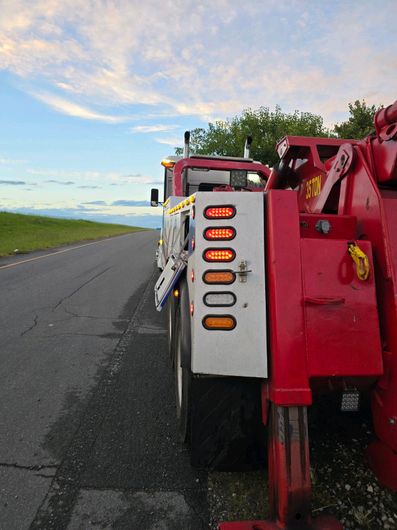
{"left": 151, "top": 144, "right": 270, "bottom": 272}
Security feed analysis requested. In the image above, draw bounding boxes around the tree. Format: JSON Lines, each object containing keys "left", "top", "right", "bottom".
{"left": 333, "top": 100, "right": 381, "bottom": 139}
{"left": 175, "top": 101, "right": 383, "bottom": 165}
{"left": 176, "top": 106, "right": 329, "bottom": 166}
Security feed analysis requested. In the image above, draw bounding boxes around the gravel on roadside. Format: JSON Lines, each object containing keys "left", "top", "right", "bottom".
{"left": 208, "top": 401, "right": 397, "bottom": 530}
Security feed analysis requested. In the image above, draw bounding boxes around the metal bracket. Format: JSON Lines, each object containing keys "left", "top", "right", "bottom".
{"left": 154, "top": 237, "right": 189, "bottom": 311}
{"left": 233, "top": 260, "right": 252, "bottom": 283}
{"left": 315, "top": 219, "right": 331, "bottom": 234}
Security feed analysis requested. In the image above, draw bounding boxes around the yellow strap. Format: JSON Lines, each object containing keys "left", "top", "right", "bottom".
{"left": 348, "top": 242, "right": 370, "bottom": 281}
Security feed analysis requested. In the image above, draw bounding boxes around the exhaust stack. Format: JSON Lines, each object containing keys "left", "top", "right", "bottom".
{"left": 244, "top": 135, "right": 252, "bottom": 158}
{"left": 184, "top": 131, "right": 190, "bottom": 158}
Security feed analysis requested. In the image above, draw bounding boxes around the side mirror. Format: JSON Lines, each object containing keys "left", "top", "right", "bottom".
{"left": 150, "top": 188, "right": 159, "bottom": 207}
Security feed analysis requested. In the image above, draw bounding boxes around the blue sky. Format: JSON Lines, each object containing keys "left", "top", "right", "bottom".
{"left": 0, "top": 0, "right": 396, "bottom": 228}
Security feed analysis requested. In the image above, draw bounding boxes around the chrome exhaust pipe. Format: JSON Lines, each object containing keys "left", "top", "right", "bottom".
{"left": 244, "top": 135, "right": 252, "bottom": 158}
{"left": 183, "top": 131, "right": 190, "bottom": 158}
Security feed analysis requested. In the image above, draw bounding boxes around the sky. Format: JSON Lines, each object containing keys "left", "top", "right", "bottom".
{"left": 0, "top": 0, "right": 396, "bottom": 228}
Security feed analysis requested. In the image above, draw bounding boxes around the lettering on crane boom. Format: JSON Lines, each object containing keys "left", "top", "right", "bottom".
{"left": 305, "top": 175, "right": 322, "bottom": 199}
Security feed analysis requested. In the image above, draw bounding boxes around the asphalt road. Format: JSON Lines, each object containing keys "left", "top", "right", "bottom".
{"left": 0, "top": 231, "right": 207, "bottom": 530}
{"left": 3, "top": 230, "right": 393, "bottom": 530}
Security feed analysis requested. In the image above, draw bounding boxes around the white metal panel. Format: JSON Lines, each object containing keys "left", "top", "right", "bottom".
{"left": 161, "top": 196, "right": 187, "bottom": 261}
{"left": 188, "top": 192, "right": 267, "bottom": 378}
{"left": 158, "top": 196, "right": 183, "bottom": 268}
{"left": 154, "top": 252, "right": 187, "bottom": 311}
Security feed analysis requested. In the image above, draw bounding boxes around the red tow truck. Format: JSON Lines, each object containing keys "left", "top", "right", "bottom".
{"left": 151, "top": 101, "right": 397, "bottom": 529}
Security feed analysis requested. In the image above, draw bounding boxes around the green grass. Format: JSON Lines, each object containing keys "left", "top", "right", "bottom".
{"left": 0, "top": 212, "right": 147, "bottom": 257}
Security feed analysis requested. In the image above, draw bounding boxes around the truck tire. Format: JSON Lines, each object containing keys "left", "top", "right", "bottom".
{"left": 174, "top": 277, "right": 266, "bottom": 470}
{"left": 189, "top": 376, "right": 266, "bottom": 470}
{"left": 174, "top": 278, "right": 191, "bottom": 442}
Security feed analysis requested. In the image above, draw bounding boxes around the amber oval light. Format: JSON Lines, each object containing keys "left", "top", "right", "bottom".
{"left": 204, "top": 206, "right": 236, "bottom": 219}
{"left": 202, "top": 315, "right": 236, "bottom": 330}
{"left": 203, "top": 270, "right": 235, "bottom": 284}
{"left": 203, "top": 248, "right": 235, "bottom": 262}
{"left": 204, "top": 227, "right": 236, "bottom": 241}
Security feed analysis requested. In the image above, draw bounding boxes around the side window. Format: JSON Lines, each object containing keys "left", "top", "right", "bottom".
{"left": 164, "top": 167, "right": 174, "bottom": 199}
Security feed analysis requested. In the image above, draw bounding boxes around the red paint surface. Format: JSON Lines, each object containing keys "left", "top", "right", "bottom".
{"left": 209, "top": 101, "right": 397, "bottom": 528}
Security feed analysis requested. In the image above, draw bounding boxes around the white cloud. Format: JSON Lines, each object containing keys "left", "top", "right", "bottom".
{"left": 26, "top": 167, "right": 160, "bottom": 185}
{"left": 0, "top": 156, "right": 27, "bottom": 164}
{"left": 155, "top": 136, "right": 183, "bottom": 147}
{"left": 122, "top": 174, "right": 162, "bottom": 184}
{"left": 130, "top": 124, "right": 178, "bottom": 133}
{"left": 31, "top": 92, "right": 133, "bottom": 123}
{"left": 0, "top": 0, "right": 396, "bottom": 125}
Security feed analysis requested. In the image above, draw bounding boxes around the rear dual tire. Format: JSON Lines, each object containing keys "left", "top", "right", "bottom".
{"left": 173, "top": 277, "right": 266, "bottom": 470}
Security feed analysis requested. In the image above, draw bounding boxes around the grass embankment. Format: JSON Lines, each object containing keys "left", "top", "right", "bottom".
{"left": 0, "top": 212, "right": 145, "bottom": 257}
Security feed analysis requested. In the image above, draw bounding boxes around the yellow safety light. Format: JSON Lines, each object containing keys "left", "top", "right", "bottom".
{"left": 173, "top": 289, "right": 180, "bottom": 298}
{"left": 161, "top": 159, "right": 175, "bottom": 169}
{"left": 203, "top": 270, "right": 235, "bottom": 284}
{"left": 203, "top": 315, "right": 236, "bottom": 330}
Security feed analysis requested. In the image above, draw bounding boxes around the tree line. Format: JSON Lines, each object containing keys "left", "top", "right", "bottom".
{"left": 176, "top": 100, "right": 381, "bottom": 166}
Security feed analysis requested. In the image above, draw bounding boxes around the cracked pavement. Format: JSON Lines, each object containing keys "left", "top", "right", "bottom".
{"left": 0, "top": 231, "right": 209, "bottom": 529}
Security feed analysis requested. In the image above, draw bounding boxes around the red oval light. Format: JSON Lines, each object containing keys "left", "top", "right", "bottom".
{"left": 203, "top": 248, "right": 236, "bottom": 262}
{"left": 204, "top": 227, "right": 235, "bottom": 241}
{"left": 204, "top": 206, "right": 235, "bottom": 219}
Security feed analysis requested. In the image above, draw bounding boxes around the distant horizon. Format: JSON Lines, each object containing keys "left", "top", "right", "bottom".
{"left": 2, "top": 207, "right": 162, "bottom": 229}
